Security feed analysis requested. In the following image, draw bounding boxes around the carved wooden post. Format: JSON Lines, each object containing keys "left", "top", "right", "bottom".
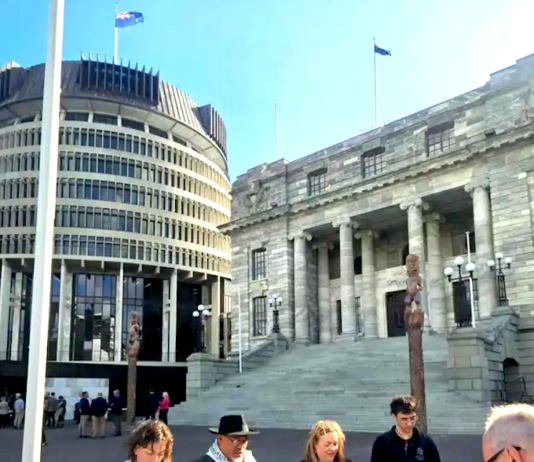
{"left": 404, "top": 254, "right": 428, "bottom": 433}
{"left": 126, "top": 311, "right": 140, "bottom": 425}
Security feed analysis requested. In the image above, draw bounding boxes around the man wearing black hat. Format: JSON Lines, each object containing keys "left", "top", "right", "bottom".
{"left": 189, "top": 415, "right": 259, "bottom": 462}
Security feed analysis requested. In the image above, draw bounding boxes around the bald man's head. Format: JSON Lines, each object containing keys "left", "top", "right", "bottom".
{"left": 482, "top": 403, "right": 534, "bottom": 462}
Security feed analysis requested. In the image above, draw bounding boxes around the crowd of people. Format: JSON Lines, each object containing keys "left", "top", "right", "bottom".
{"left": 121, "top": 395, "right": 534, "bottom": 462}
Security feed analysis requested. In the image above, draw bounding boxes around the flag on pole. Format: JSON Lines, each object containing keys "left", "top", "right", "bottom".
{"left": 116, "top": 11, "right": 144, "bottom": 28}
{"left": 374, "top": 44, "right": 391, "bottom": 56}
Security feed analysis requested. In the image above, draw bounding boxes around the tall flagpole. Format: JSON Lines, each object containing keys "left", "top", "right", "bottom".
{"left": 373, "top": 37, "right": 378, "bottom": 126}
{"left": 275, "top": 103, "right": 278, "bottom": 161}
{"left": 114, "top": 2, "right": 118, "bottom": 64}
{"left": 21, "top": 0, "right": 64, "bottom": 461}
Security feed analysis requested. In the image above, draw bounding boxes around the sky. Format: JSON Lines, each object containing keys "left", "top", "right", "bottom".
{"left": 0, "top": 0, "right": 533, "bottom": 181}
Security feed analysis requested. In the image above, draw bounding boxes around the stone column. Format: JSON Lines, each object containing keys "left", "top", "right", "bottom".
{"left": 57, "top": 260, "right": 73, "bottom": 361}
{"left": 425, "top": 213, "right": 448, "bottom": 332}
{"left": 169, "top": 269, "right": 178, "bottom": 361}
{"left": 401, "top": 199, "right": 430, "bottom": 323}
{"left": 355, "top": 230, "right": 378, "bottom": 338}
{"left": 209, "top": 277, "right": 221, "bottom": 357}
{"left": 292, "top": 231, "right": 312, "bottom": 343}
{"left": 465, "top": 183, "right": 497, "bottom": 319}
{"left": 333, "top": 218, "right": 357, "bottom": 337}
{"left": 114, "top": 264, "right": 124, "bottom": 362}
{"left": 0, "top": 260, "right": 12, "bottom": 360}
{"left": 10, "top": 272, "right": 22, "bottom": 361}
{"left": 313, "top": 242, "right": 333, "bottom": 343}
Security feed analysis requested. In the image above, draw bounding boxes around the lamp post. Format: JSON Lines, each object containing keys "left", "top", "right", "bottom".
{"left": 487, "top": 252, "right": 512, "bottom": 306}
{"left": 269, "top": 295, "right": 282, "bottom": 334}
{"left": 192, "top": 305, "right": 210, "bottom": 352}
{"left": 443, "top": 256, "right": 477, "bottom": 328}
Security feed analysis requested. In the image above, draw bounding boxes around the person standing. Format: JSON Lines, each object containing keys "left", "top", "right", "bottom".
{"left": 301, "top": 420, "right": 351, "bottom": 462}
{"left": 158, "top": 392, "right": 170, "bottom": 425}
{"left": 74, "top": 391, "right": 82, "bottom": 424}
{"left": 90, "top": 392, "right": 108, "bottom": 438}
{"left": 0, "top": 397, "right": 9, "bottom": 428}
{"left": 482, "top": 403, "right": 534, "bottom": 462}
{"left": 13, "top": 393, "right": 24, "bottom": 429}
{"left": 371, "top": 395, "right": 441, "bottom": 462}
{"left": 55, "top": 396, "right": 66, "bottom": 428}
{"left": 146, "top": 388, "right": 159, "bottom": 421}
{"left": 47, "top": 392, "right": 59, "bottom": 428}
{"left": 78, "top": 392, "right": 91, "bottom": 438}
{"left": 109, "top": 389, "right": 124, "bottom": 437}
{"left": 187, "top": 415, "right": 259, "bottom": 462}
{"left": 42, "top": 395, "right": 48, "bottom": 447}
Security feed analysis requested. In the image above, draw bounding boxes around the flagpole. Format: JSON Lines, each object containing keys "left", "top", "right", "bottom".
{"left": 114, "top": 2, "right": 118, "bottom": 64}
{"left": 373, "top": 37, "right": 378, "bottom": 126}
{"left": 21, "top": 0, "right": 64, "bottom": 461}
{"left": 275, "top": 102, "right": 278, "bottom": 161}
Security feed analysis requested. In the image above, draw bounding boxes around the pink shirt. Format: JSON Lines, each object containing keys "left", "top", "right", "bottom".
{"left": 159, "top": 397, "right": 169, "bottom": 410}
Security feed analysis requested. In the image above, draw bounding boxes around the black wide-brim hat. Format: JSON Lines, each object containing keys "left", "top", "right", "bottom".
{"left": 209, "top": 415, "right": 260, "bottom": 436}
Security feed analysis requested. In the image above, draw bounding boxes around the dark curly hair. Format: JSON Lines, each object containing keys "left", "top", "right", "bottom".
{"left": 128, "top": 420, "right": 174, "bottom": 462}
{"left": 390, "top": 395, "right": 417, "bottom": 416}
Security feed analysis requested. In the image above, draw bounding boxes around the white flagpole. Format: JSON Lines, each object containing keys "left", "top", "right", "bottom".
{"left": 373, "top": 37, "right": 378, "bottom": 126}
{"left": 114, "top": 2, "right": 118, "bottom": 64}
{"left": 21, "top": 0, "right": 64, "bottom": 461}
{"left": 466, "top": 231, "right": 476, "bottom": 328}
{"left": 275, "top": 103, "right": 278, "bottom": 161}
{"left": 238, "top": 285, "right": 242, "bottom": 373}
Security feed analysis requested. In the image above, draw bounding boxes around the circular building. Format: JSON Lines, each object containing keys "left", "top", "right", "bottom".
{"left": 0, "top": 57, "right": 231, "bottom": 407}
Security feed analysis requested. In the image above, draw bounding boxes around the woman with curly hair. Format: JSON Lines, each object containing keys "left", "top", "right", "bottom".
{"left": 127, "top": 420, "right": 174, "bottom": 462}
{"left": 301, "top": 421, "right": 351, "bottom": 462}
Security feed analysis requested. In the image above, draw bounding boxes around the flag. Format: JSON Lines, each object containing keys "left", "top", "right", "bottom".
{"left": 374, "top": 44, "right": 391, "bottom": 56}
{"left": 116, "top": 12, "right": 144, "bottom": 28}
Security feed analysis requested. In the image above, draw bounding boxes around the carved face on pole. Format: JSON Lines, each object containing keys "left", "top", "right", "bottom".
{"left": 406, "top": 254, "right": 420, "bottom": 277}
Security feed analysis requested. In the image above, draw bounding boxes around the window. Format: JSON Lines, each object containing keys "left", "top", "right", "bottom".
{"left": 362, "top": 147, "right": 385, "bottom": 178}
{"left": 252, "top": 296, "right": 267, "bottom": 336}
{"left": 172, "top": 134, "right": 186, "bottom": 146}
{"left": 148, "top": 125, "right": 168, "bottom": 139}
{"left": 427, "top": 123, "right": 455, "bottom": 156}
{"left": 93, "top": 114, "right": 118, "bottom": 125}
{"left": 64, "top": 112, "right": 89, "bottom": 122}
{"left": 336, "top": 300, "right": 342, "bottom": 335}
{"left": 252, "top": 249, "right": 266, "bottom": 280}
{"left": 308, "top": 168, "right": 327, "bottom": 196}
{"left": 121, "top": 118, "right": 145, "bottom": 131}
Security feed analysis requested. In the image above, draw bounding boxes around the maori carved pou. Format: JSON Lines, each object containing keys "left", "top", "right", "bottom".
{"left": 127, "top": 311, "right": 141, "bottom": 357}
{"left": 404, "top": 254, "right": 427, "bottom": 433}
{"left": 404, "top": 254, "right": 423, "bottom": 311}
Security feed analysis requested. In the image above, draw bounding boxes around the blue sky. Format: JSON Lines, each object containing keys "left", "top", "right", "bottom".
{"left": 0, "top": 0, "right": 533, "bottom": 181}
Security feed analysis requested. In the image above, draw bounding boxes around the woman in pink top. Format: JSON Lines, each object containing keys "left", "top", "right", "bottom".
{"left": 158, "top": 392, "right": 170, "bottom": 425}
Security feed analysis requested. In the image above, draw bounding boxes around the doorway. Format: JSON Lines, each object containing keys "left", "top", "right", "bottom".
{"left": 386, "top": 291, "right": 406, "bottom": 337}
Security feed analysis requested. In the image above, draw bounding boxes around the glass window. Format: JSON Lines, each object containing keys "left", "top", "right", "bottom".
{"left": 427, "top": 123, "right": 456, "bottom": 156}
{"left": 93, "top": 114, "right": 118, "bottom": 125}
{"left": 65, "top": 112, "right": 89, "bottom": 122}
{"left": 252, "top": 249, "right": 267, "bottom": 280}
{"left": 252, "top": 297, "right": 267, "bottom": 337}
{"left": 308, "top": 168, "right": 327, "bottom": 196}
{"left": 362, "top": 147, "right": 386, "bottom": 178}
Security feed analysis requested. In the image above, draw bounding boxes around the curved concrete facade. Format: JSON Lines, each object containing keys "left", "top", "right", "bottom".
{"left": 0, "top": 59, "right": 231, "bottom": 371}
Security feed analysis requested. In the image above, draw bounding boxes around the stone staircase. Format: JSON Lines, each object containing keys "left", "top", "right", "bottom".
{"left": 169, "top": 335, "right": 490, "bottom": 434}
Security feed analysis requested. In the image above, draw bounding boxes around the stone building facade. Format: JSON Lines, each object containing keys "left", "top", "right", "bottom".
{"left": 0, "top": 58, "right": 231, "bottom": 407}
{"left": 221, "top": 54, "right": 534, "bottom": 368}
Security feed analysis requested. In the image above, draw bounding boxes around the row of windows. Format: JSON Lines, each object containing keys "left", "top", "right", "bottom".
{"left": 0, "top": 149, "right": 229, "bottom": 209}
{"left": 56, "top": 178, "right": 227, "bottom": 226}
{"left": 0, "top": 124, "right": 228, "bottom": 190}
{"left": 305, "top": 124, "right": 457, "bottom": 196}
{"left": 0, "top": 177, "right": 230, "bottom": 226}
{"left": 0, "top": 233, "right": 230, "bottom": 274}
{"left": 52, "top": 206, "right": 229, "bottom": 252}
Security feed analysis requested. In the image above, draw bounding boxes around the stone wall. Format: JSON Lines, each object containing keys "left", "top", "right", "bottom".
{"left": 518, "top": 318, "right": 534, "bottom": 397}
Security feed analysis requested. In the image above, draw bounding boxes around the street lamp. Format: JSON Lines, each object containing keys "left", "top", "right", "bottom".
{"left": 269, "top": 295, "right": 282, "bottom": 333}
{"left": 443, "top": 256, "right": 477, "bottom": 328}
{"left": 192, "top": 305, "right": 210, "bottom": 352}
{"left": 487, "top": 252, "right": 512, "bottom": 306}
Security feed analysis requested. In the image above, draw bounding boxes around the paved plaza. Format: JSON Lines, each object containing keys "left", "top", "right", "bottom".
{"left": 1, "top": 421, "right": 483, "bottom": 462}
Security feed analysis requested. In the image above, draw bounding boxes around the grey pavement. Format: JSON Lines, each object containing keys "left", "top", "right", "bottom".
{"left": 1, "top": 422, "right": 483, "bottom": 462}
